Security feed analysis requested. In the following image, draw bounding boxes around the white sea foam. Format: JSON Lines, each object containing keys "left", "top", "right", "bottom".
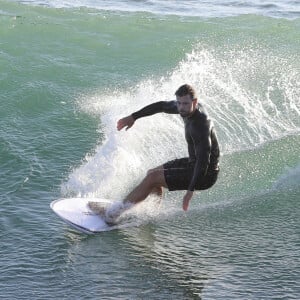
{"left": 61, "top": 84, "right": 185, "bottom": 199}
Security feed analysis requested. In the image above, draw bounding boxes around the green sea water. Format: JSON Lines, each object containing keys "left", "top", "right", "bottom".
{"left": 1, "top": 1, "right": 299, "bottom": 299}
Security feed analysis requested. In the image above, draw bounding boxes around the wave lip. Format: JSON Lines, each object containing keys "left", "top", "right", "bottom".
{"left": 16, "top": 0, "right": 300, "bottom": 19}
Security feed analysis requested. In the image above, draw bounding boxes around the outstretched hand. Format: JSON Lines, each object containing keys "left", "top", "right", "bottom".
{"left": 182, "top": 191, "right": 194, "bottom": 211}
{"left": 117, "top": 115, "right": 135, "bottom": 131}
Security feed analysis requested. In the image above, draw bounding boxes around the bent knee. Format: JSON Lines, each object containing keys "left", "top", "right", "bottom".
{"left": 147, "top": 165, "right": 164, "bottom": 175}
{"left": 147, "top": 168, "right": 155, "bottom": 176}
{"left": 145, "top": 169, "right": 166, "bottom": 186}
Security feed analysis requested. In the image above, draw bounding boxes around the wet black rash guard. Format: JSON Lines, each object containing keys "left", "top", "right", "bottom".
{"left": 131, "top": 100, "right": 220, "bottom": 191}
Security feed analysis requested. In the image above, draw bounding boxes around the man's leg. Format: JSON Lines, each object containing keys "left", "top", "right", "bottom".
{"left": 124, "top": 168, "right": 168, "bottom": 204}
{"left": 90, "top": 168, "right": 168, "bottom": 224}
{"left": 147, "top": 165, "right": 164, "bottom": 197}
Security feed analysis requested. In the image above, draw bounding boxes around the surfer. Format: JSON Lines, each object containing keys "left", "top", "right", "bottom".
{"left": 89, "top": 84, "right": 220, "bottom": 224}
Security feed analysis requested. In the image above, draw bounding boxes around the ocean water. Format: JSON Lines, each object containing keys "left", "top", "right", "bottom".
{"left": 1, "top": 0, "right": 299, "bottom": 299}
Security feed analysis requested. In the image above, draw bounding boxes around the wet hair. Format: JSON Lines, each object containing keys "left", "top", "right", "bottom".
{"left": 175, "top": 84, "right": 197, "bottom": 100}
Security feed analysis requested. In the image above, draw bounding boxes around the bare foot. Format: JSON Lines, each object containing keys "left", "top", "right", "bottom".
{"left": 88, "top": 202, "right": 107, "bottom": 217}
{"left": 88, "top": 202, "right": 120, "bottom": 226}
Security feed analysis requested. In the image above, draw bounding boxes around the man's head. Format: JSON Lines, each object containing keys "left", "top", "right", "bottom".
{"left": 175, "top": 84, "right": 198, "bottom": 117}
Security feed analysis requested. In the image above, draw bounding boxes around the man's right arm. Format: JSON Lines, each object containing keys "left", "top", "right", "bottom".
{"left": 131, "top": 101, "right": 178, "bottom": 120}
{"left": 117, "top": 115, "right": 135, "bottom": 131}
{"left": 117, "top": 101, "right": 178, "bottom": 131}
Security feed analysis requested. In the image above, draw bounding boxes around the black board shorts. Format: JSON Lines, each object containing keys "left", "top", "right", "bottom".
{"left": 163, "top": 158, "right": 219, "bottom": 191}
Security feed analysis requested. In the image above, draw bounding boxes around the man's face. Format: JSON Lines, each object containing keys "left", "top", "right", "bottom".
{"left": 176, "top": 94, "right": 197, "bottom": 117}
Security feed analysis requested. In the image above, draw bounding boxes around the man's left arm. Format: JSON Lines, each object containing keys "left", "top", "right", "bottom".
{"left": 183, "top": 121, "right": 211, "bottom": 211}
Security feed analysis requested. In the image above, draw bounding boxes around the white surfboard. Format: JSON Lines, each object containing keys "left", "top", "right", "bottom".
{"left": 50, "top": 198, "right": 125, "bottom": 234}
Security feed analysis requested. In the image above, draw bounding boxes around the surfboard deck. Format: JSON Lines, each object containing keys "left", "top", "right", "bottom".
{"left": 50, "top": 198, "right": 124, "bottom": 234}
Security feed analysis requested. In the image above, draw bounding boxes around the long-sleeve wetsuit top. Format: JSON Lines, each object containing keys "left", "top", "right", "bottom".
{"left": 131, "top": 100, "right": 220, "bottom": 191}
